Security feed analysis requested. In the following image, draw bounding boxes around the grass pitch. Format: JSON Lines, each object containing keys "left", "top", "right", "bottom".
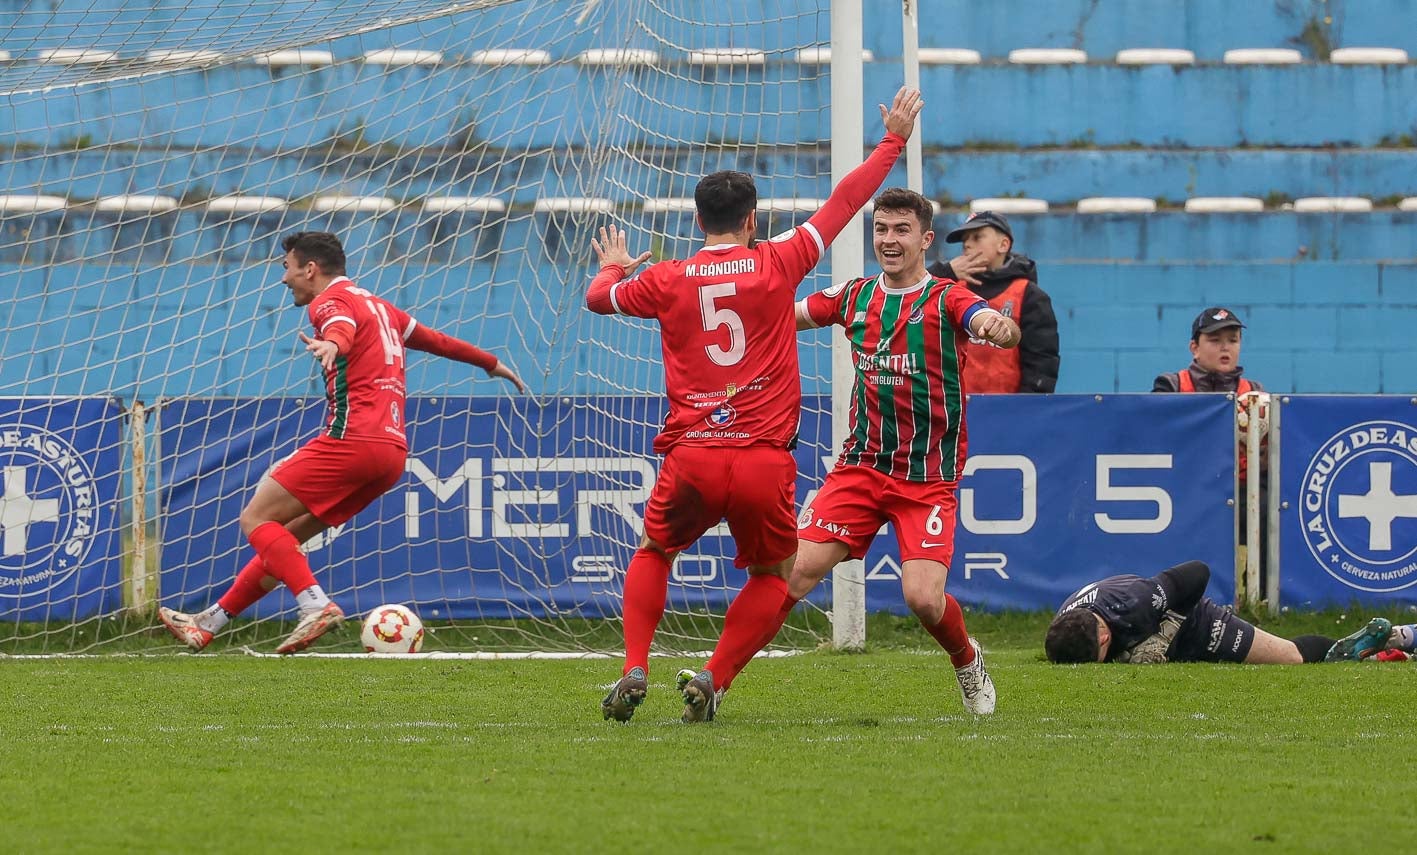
{"left": 3, "top": 610, "right": 1413, "bottom": 853}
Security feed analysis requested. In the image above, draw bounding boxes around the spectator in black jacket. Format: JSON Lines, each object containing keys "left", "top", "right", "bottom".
{"left": 1152, "top": 307, "right": 1264, "bottom": 394}
{"left": 928, "top": 210, "right": 1059, "bottom": 393}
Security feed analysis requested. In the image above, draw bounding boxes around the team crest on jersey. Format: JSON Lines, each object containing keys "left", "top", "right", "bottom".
{"left": 1001, "top": 300, "right": 1015, "bottom": 318}
{"left": 797, "top": 507, "right": 814, "bottom": 530}
{"left": 389, "top": 402, "right": 400, "bottom": 427}
{"left": 0, "top": 425, "right": 98, "bottom": 597}
{"left": 908, "top": 306, "right": 925, "bottom": 324}
{"left": 1300, "top": 420, "right": 1417, "bottom": 593}
{"left": 707, "top": 404, "right": 737, "bottom": 428}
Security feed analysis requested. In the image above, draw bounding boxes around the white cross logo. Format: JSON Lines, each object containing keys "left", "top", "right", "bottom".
{"left": 1338, "top": 461, "right": 1417, "bottom": 551}
{"left": 1, "top": 465, "right": 61, "bottom": 557}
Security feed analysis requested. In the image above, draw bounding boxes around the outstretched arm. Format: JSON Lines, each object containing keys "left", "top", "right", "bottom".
{"left": 405, "top": 324, "right": 526, "bottom": 394}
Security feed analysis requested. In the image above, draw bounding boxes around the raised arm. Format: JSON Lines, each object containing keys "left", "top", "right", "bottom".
{"left": 586, "top": 225, "right": 653, "bottom": 316}
{"left": 800, "top": 86, "right": 924, "bottom": 253}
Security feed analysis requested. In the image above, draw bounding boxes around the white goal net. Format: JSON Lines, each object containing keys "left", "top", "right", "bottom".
{"left": 0, "top": 0, "right": 853, "bottom": 653}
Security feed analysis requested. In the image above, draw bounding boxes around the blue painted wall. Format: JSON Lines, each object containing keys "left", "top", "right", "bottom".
{"left": 1, "top": 0, "right": 1414, "bottom": 398}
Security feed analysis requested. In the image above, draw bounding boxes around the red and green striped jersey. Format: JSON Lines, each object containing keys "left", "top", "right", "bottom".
{"left": 799, "top": 274, "right": 988, "bottom": 482}
{"left": 306, "top": 277, "right": 415, "bottom": 449}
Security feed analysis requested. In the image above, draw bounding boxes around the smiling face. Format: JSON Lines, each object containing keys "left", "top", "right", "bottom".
{"left": 1191, "top": 327, "right": 1243, "bottom": 373}
{"left": 872, "top": 207, "right": 934, "bottom": 281}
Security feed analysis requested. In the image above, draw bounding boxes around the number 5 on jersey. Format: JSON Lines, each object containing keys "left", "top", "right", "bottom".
{"left": 698, "top": 283, "right": 745, "bottom": 366}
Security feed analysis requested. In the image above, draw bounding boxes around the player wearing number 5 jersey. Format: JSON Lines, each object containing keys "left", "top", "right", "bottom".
{"left": 586, "top": 87, "right": 925, "bottom": 723}
{"left": 732, "top": 188, "right": 1021, "bottom": 715}
{"left": 158, "top": 231, "right": 525, "bottom": 655}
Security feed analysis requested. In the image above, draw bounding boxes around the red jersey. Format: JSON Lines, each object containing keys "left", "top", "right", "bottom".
{"left": 586, "top": 131, "right": 909, "bottom": 454}
{"left": 306, "top": 277, "right": 414, "bottom": 449}
{"left": 605, "top": 235, "right": 822, "bottom": 453}
{"left": 799, "top": 274, "right": 988, "bottom": 481}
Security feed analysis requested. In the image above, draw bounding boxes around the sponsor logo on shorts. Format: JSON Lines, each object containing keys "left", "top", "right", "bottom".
{"left": 1231, "top": 630, "right": 1245, "bottom": 653}
{"left": 0, "top": 425, "right": 99, "bottom": 597}
{"left": 1151, "top": 587, "right": 1167, "bottom": 611}
{"left": 920, "top": 540, "right": 950, "bottom": 549}
{"left": 1207, "top": 619, "right": 1225, "bottom": 653}
{"left": 814, "top": 519, "right": 851, "bottom": 538}
{"left": 1300, "top": 420, "right": 1417, "bottom": 593}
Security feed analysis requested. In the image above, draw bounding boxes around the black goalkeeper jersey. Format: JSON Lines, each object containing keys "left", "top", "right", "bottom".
{"left": 1057, "top": 561, "right": 1211, "bottom": 662}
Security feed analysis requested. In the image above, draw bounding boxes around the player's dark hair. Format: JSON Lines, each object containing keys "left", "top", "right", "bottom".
{"left": 872, "top": 187, "right": 935, "bottom": 233}
{"left": 281, "top": 231, "right": 347, "bottom": 275}
{"left": 694, "top": 170, "right": 758, "bottom": 235}
{"left": 1045, "top": 609, "right": 1101, "bottom": 663}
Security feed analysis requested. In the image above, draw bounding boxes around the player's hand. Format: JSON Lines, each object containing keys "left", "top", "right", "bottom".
{"left": 298, "top": 332, "right": 340, "bottom": 371}
{"left": 591, "top": 225, "right": 652, "bottom": 276}
{"left": 971, "top": 312, "right": 1020, "bottom": 348}
{"left": 879, "top": 85, "right": 924, "bottom": 140}
{"left": 488, "top": 362, "right": 527, "bottom": 394}
{"left": 948, "top": 251, "right": 988, "bottom": 285}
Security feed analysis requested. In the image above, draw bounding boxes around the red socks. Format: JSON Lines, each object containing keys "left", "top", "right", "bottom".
{"left": 216, "top": 556, "right": 275, "bottom": 616}
{"left": 925, "top": 593, "right": 975, "bottom": 668}
{"left": 247, "top": 521, "right": 317, "bottom": 595}
{"left": 707, "top": 574, "right": 789, "bottom": 691}
{"left": 621, "top": 548, "right": 672, "bottom": 675}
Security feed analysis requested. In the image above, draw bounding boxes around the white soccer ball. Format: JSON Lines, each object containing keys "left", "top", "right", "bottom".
{"left": 1235, "top": 391, "right": 1271, "bottom": 441}
{"left": 360, "top": 604, "right": 425, "bottom": 654}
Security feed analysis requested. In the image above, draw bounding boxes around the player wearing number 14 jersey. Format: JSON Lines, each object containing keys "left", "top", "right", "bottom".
{"left": 158, "top": 231, "right": 525, "bottom": 655}
{"left": 733, "top": 188, "right": 1021, "bottom": 715}
{"left": 587, "top": 87, "right": 925, "bottom": 722}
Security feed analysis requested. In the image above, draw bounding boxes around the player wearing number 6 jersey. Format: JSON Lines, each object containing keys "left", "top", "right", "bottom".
{"left": 586, "top": 87, "right": 925, "bottom": 723}
{"left": 730, "top": 188, "right": 1021, "bottom": 715}
{"left": 158, "top": 231, "right": 525, "bottom": 655}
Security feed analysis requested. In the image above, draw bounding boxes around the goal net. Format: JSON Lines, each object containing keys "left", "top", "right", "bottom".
{"left": 0, "top": 0, "right": 853, "bottom": 654}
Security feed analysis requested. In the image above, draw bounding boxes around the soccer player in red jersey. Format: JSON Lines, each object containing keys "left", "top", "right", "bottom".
{"left": 735, "top": 188, "right": 1020, "bottom": 715}
{"left": 158, "top": 231, "right": 525, "bottom": 654}
{"left": 586, "top": 87, "right": 925, "bottom": 722}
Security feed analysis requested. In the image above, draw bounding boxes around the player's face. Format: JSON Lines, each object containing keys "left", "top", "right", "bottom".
{"left": 282, "top": 251, "right": 319, "bottom": 306}
{"left": 872, "top": 209, "right": 933, "bottom": 279}
{"left": 961, "top": 225, "right": 1010, "bottom": 270}
{"left": 1190, "top": 328, "right": 1242, "bottom": 373}
{"left": 1094, "top": 614, "right": 1112, "bottom": 662}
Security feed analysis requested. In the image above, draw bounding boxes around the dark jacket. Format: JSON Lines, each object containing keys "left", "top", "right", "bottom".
{"left": 928, "top": 253, "right": 1059, "bottom": 393}
{"left": 1151, "top": 361, "right": 1265, "bottom": 394}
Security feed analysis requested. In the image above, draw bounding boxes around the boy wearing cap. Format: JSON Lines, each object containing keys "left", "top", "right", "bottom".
{"left": 1152, "top": 307, "right": 1264, "bottom": 394}
{"left": 928, "top": 210, "right": 1059, "bottom": 393}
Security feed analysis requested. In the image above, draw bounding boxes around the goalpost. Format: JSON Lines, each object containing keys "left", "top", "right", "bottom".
{"left": 0, "top": 0, "right": 880, "bottom": 654}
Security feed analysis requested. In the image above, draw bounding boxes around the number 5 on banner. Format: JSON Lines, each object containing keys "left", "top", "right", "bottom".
{"left": 1093, "top": 454, "right": 1174, "bottom": 534}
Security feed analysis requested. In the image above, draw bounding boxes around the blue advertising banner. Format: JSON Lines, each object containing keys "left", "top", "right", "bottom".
{"left": 0, "top": 397, "right": 123, "bottom": 620}
{"left": 1277, "top": 396, "right": 1417, "bottom": 607}
{"left": 158, "top": 394, "right": 1237, "bottom": 617}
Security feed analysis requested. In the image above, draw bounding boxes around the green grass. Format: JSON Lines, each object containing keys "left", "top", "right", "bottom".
{"left": 4, "top": 609, "right": 1414, "bottom": 853}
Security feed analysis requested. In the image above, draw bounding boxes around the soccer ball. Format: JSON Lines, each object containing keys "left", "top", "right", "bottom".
{"left": 1235, "top": 391, "right": 1271, "bottom": 441}
{"left": 360, "top": 604, "right": 425, "bottom": 654}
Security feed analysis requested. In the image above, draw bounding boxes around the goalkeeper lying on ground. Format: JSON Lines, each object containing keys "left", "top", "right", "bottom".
{"left": 1044, "top": 560, "right": 1411, "bottom": 664}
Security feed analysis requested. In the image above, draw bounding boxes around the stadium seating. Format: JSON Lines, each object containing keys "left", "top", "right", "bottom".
{"left": 3, "top": 0, "right": 1415, "bottom": 399}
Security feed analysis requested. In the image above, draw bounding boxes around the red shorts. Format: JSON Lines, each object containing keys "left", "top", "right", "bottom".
{"left": 269, "top": 436, "right": 406, "bottom": 526}
{"left": 643, "top": 445, "right": 797, "bottom": 568}
{"left": 798, "top": 464, "right": 959, "bottom": 564}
